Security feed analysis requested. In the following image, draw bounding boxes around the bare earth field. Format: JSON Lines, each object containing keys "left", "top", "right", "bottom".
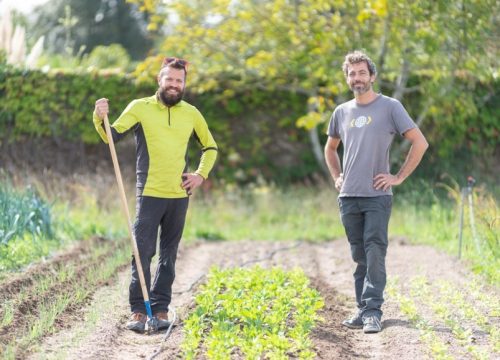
{"left": 5, "top": 238, "right": 497, "bottom": 360}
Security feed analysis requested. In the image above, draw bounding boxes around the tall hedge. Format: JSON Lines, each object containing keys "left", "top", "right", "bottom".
{"left": 1, "top": 67, "right": 498, "bottom": 186}
{"left": 0, "top": 67, "right": 314, "bottom": 184}
{"left": 0, "top": 68, "right": 154, "bottom": 144}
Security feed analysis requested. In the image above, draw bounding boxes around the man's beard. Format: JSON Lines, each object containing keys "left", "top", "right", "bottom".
{"left": 159, "top": 87, "right": 184, "bottom": 106}
{"left": 350, "top": 81, "right": 371, "bottom": 95}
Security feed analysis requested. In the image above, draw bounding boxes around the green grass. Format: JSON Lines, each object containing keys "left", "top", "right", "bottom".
{"left": 185, "top": 181, "right": 498, "bottom": 284}
{"left": 181, "top": 265, "right": 324, "bottom": 359}
{"left": 183, "top": 185, "right": 345, "bottom": 242}
{"left": 1, "top": 174, "right": 497, "bottom": 284}
{"left": 391, "top": 182, "right": 499, "bottom": 284}
{"left": 0, "top": 179, "right": 126, "bottom": 273}
{"left": 0, "top": 183, "right": 56, "bottom": 271}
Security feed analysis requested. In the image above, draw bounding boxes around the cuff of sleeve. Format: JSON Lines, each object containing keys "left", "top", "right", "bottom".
{"left": 93, "top": 111, "right": 103, "bottom": 125}
{"left": 195, "top": 171, "right": 206, "bottom": 180}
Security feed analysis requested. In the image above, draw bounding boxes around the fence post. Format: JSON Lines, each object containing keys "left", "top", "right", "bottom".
{"left": 458, "top": 186, "right": 466, "bottom": 259}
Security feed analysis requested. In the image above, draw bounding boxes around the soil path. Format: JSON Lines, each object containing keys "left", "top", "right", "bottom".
{"left": 28, "top": 238, "right": 496, "bottom": 359}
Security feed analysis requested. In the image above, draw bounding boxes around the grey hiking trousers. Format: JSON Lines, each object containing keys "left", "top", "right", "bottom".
{"left": 338, "top": 196, "right": 392, "bottom": 319}
{"left": 129, "top": 196, "right": 189, "bottom": 314}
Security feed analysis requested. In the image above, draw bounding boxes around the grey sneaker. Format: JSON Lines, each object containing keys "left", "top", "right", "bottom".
{"left": 126, "top": 312, "right": 147, "bottom": 333}
{"left": 342, "top": 310, "right": 363, "bottom": 329}
{"left": 155, "top": 312, "right": 171, "bottom": 330}
{"left": 363, "top": 315, "right": 382, "bottom": 333}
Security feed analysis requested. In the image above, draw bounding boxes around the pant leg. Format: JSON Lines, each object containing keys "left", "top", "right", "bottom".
{"left": 129, "top": 196, "right": 167, "bottom": 313}
{"left": 338, "top": 197, "right": 366, "bottom": 309}
{"left": 150, "top": 197, "right": 189, "bottom": 313}
{"left": 359, "top": 196, "right": 392, "bottom": 318}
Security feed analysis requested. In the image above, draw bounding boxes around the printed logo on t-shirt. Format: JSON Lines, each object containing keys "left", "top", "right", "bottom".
{"left": 350, "top": 115, "right": 372, "bottom": 128}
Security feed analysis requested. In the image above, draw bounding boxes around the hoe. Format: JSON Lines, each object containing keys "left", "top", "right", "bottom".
{"left": 103, "top": 115, "right": 159, "bottom": 333}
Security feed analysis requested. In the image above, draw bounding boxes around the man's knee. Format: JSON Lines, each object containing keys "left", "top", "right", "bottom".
{"left": 351, "top": 245, "right": 366, "bottom": 265}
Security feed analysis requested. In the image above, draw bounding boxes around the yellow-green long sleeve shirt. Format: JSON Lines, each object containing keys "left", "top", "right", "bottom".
{"left": 93, "top": 95, "right": 218, "bottom": 198}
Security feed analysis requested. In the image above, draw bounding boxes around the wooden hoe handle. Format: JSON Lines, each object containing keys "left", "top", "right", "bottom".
{"left": 102, "top": 115, "right": 152, "bottom": 312}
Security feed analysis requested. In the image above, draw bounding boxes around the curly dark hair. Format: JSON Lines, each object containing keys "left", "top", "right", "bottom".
{"left": 159, "top": 57, "right": 188, "bottom": 79}
{"left": 342, "top": 51, "right": 377, "bottom": 77}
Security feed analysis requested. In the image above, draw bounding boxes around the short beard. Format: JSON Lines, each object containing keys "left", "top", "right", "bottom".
{"left": 350, "top": 81, "right": 371, "bottom": 95}
{"left": 159, "top": 88, "right": 184, "bottom": 106}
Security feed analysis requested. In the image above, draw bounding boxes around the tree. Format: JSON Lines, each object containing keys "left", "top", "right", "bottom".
{"left": 29, "top": 0, "right": 153, "bottom": 60}
{"left": 130, "top": 0, "right": 499, "bottom": 176}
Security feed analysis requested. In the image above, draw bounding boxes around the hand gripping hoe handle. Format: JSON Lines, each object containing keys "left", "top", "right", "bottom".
{"left": 103, "top": 115, "right": 158, "bottom": 333}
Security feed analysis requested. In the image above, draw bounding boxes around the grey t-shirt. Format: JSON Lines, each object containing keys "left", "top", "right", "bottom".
{"left": 327, "top": 94, "right": 416, "bottom": 197}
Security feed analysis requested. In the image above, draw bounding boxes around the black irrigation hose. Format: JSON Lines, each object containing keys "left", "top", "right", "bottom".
{"left": 148, "top": 307, "right": 177, "bottom": 360}
{"left": 147, "top": 240, "right": 304, "bottom": 359}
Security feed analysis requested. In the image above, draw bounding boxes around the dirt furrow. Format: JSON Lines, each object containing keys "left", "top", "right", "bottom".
{"left": 24, "top": 238, "right": 498, "bottom": 360}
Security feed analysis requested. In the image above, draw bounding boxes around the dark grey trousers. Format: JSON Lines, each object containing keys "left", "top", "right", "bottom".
{"left": 129, "top": 196, "right": 189, "bottom": 314}
{"left": 338, "top": 196, "right": 392, "bottom": 319}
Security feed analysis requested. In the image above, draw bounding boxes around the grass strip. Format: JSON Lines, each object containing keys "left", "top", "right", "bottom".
{"left": 409, "top": 276, "right": 489, "bottom": 359}
{"left": 431, "top": 279, "right": 499, "bottom": 357}
{"left": 386, "top": 279, "right": 453, "bottom": 360}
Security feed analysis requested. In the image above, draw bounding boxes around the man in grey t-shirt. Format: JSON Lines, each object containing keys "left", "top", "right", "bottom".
{"left": 324, "top": 51, "right": 428, "bottom": 333}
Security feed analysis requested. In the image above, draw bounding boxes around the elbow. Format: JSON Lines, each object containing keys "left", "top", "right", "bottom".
{"left": 418, "top": 138, "right": 429, "bottom": 158}
{"left": 421, "top": 138, "right": 429, "bottom": 152}
{"left": 423, "top": 138, "right": 429, "bottom": 151}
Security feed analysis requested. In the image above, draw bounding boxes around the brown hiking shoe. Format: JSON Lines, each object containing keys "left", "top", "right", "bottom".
{"left": 126, "top": 312, "right": 147, "bottom": 333}
{"left": 155, "top": 312, "right": 171, "bottom": 330}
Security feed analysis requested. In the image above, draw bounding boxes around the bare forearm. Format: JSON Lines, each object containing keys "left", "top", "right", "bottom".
{"left": 325, "top": 147, "right": 342, "bottom": 181}
{"left": 396, "top": 139, "right": 428, "bottom": 182}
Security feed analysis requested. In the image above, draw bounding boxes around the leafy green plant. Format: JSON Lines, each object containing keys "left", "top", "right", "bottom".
{"left": 181, "top": 265, "right": 324, "bottom": 359}
{"left": 0, "top": 178, "right": 126, "bottom": 272}
{"left": 0, "top": 183, "right": 53, "bottom": 245}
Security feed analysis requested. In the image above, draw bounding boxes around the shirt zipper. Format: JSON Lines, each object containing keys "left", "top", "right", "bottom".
{"left": 168, "top": 107, "right": 171, "bottom": 126}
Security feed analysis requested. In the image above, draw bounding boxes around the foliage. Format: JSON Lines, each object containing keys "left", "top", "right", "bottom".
{"left": 0, "top": 183, "right": 58, "bottom": 271}
{"left": 0, "top": 68, "right": 154, "bottom": 144}
{"left": 0, "top": 67, "right": 320, "bottom": 184}
{"left": 2, "top": 64, "right": 498, "bottom": 184}
{"left": 391, "top": 179, "right": 499, "bottom": 284}
{"left": 0, "top": 177, "right": 126, "bottom": 272}
{"left": 0, "top": 183, "right": 53, "bottom": 246}
{"left": 29, "top": 0, "right": 153, "bottom": 60}
{"left": 131, "top": 0, "right": 500, "bottom": 175}
{"left": 83, "top": 43, "right": 131, "bottom": 70}
{"left": 181, "top": 265, "right": 324, "bottom": 359}
{"left": 184, "top": 185, "right": 345, "bottom": 242}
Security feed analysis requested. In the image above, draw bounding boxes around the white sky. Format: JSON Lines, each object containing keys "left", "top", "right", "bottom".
{"left": 0, "top": 0, "right": 50, "bottom": 14}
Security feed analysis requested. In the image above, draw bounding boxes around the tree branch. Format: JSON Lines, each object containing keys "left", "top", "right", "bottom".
{"left": 391, "top": 53, "right": 411, "bottom": 101}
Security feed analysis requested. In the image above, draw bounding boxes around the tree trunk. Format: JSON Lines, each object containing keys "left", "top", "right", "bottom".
{"left": 392, "top": 55, "right": 411, "bottom": 101}
{"left": 306, "top": 95, "right": 330, "bottom": 180}
{"left": 308, "top": 125, "right": 329, "bottom": 179}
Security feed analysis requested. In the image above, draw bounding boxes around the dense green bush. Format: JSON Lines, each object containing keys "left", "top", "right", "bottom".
{"left": 0, "top": 67, "right": 498, "bottom": 186}
{"left": 0, "top": 67, "right": 154, "bottom": 144}
{"left": 0, "top": 67, "right": 313, "bottom": 184}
